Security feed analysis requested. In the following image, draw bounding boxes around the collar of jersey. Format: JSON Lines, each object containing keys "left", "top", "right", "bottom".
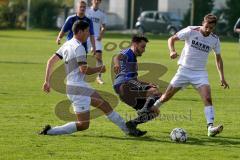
{"left": 72, "top": 37, "right": 81, "bottom": 45}
{"left": 91, "top": 6, "right": 99, "bottom": 12}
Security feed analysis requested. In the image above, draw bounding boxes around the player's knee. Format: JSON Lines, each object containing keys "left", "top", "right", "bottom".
{"left": 76, "top": 122, "right": 89, "bottom": 131}
{"left": 154, "top": 110, "right": 160, "bottom": 116}
{"left": 150, "top": 111, "right": 159, "bottom": 118}
{"left": 96, "top": 57, "right": 102, "bottom": 61}
{"left": 95, "top": 54, "right": 102, "bottom": 61}
{"left": 147, "top": 87, "right": 159, "bottom": 96}
{"left": 160, "top": 94, "right": 169, "bottom": 103}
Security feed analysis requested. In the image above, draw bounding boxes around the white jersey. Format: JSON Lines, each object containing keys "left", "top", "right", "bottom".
{"left": 86, "top": 7, "right": 107, "bottom": 37}
{"left": 176, "top": 26, "right": 221, "bottom": 70}
{"left": 56, "top": 38, "right": 87, "bottom": 86}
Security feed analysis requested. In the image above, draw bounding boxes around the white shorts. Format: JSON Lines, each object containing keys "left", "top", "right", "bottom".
{"left": 87, "top": 37, "right": 103, "bottom": 53}
{"left": 170, "top": 66, "right": 209, "bottom": 89}
{"left": 66, "top": 82, "right": 94, "bottom": 113}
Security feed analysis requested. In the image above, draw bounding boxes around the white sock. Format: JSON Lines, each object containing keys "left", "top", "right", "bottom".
{"left": 204, "top": 106, "right": 215, "bottom": 125}
{"left": 107, "top": 111, "right": 129, "bottom": 134}
{"left": 47, "top": 122, "right": 77, "bottom": 135}
{"left": 154, "top": 99, "right": 162, "bottom": 108}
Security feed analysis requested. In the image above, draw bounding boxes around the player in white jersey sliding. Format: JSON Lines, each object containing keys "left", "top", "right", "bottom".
{"left": 86, "top": 0, "right": 106, "bottom": 84}
{"left": 39, "top": 20, "right": 145, "bottom": 137}
{"left": 153, "top": 14, "right": 229, "bottom": 137}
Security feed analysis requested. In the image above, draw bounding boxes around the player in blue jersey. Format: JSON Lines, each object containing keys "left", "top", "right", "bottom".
{"left": 113, "top": 35, "right": 162, "bottom": 134}
{"left": 56, "top": 0, "right": 96, "bottom": 53}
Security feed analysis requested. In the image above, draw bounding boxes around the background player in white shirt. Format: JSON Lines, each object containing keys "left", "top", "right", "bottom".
{"left": 86, "top": 0, "right": 107, "bottom": 84}
{"left": 153, "top": 14, "right": 229, "bottom": 137}
{"left": 40, "top": 20, "right": 144, "bottom": 137}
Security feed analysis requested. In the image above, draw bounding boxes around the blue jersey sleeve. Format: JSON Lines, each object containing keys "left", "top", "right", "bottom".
{"left": 62, "top": 16, "right": 72, "bottom": 33}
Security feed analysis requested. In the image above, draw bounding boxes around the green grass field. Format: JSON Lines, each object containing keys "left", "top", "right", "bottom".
{"left": 0, "top": 30, "right": 240, "bottom": 160}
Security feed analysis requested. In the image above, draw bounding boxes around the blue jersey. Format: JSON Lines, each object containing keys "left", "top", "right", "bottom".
{"left": 62, "top": 14, "right": 94, "bottom": 40}
{"left": 61, "top": 14, "right": 94, "bottom": 52}
{"left": 113, "top": 48, "right": 138, "bottom": 91}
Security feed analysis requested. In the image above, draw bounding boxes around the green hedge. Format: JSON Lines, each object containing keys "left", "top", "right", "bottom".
{"left": 0, "top": 0, "right": 61, "bottom": 29}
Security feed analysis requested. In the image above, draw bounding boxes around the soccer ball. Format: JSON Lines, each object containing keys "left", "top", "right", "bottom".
{"left": 170, "top": 128, "right": 188, "bottom": 143}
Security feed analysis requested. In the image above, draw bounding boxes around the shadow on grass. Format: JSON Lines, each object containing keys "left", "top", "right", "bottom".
{"left": 78, "top": 133, "right": 240, "bottom": 147}
{"left": 172, "top": 97, "right": 200, "bottom": 102}
{"left": 0, "top": 92, "right": 9, "bottom": 95}
{"left": 186, "top": 136, "right": 240, "bottom": 148}
{"left": 164, "top": 131, "right": 240, "bottom": 147}
{"left": 80, "top": 134, "right": 173, "bottom": 143}
{"left": 0, "top": 61, "right": 43, "bottom": 65}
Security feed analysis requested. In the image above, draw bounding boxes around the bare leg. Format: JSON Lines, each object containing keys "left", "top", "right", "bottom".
{"left": 90, "top": 91, "right": 113, "bottom": 114}
{"left": 197, "top": 85, "right": 212, "bottom": 106}
{"left": 197, "top": 85, "right": 214, "bottom": 125}
{"left": 160, "top": 85, "right": 181, "bottom": 103}
{"left": 90, "top": 91, "right": 129, "bottom": 133}
{"left": 153, "top": 85, "right": 181, "bottom": 108}
{"left": 197, "top": 84, "right": 223, "bottom": 136}
{"left": 95, "top": 52, "right": 104, "bottom": 84}
{"left": 75, "top": 111, "right": 90, "bottom": 131}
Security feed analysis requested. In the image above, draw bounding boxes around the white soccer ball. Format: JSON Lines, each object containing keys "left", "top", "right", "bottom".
{"left": 170, "top": 128, "right": 188, "bottom": 143}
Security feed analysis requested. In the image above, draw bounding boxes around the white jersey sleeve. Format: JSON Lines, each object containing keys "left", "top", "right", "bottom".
{"left": 56, "top": 41, "right": 74, "bottom": 63}
{"left": 75, "top": 45, "right": 87, "bottom": 64}
{"left": 101, "top": 12, "right": 107, "bottom": 25}
{"left": 176, "top": 26, "right": 192, "bottom": 40}
{"left": 56, "top": 45, "right": 64, "bottom": 59}
{"left": 212, "top": 37, "right": 221, "bottom": 55}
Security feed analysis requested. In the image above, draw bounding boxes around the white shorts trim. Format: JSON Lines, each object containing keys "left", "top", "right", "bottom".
{"left": 170, "top": 66, "right": 209, "bottom": 89}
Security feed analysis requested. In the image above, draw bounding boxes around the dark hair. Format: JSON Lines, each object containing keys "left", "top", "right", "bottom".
{"left": 78, "top": 0, "right": 87, "bottom": 5}
{"left": 131, "top": 34, "right": 149, "bottom": 43}
{"left": 203, "top": 14, "right": 218, "bottom": 24}
{"left": 72, "top": 20, "right": 89, "bottom": 35}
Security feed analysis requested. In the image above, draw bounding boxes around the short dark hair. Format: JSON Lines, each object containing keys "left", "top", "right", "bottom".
{"left": 78, "top": 0, "right": 87, "bottom": 5}
{"left": 72, "top": 20, "right": 89, "bottom": 35}
{"left": 203, "top": 14, "right": 218, "bottom": 24}
{"left": 131, "top": 34, "right": 149, "bottom": 43}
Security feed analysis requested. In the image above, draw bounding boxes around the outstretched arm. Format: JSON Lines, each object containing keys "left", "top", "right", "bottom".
{"left": 168, "top": 35, "right": 179, "bottom": 59}
{"left": 56, "top": 31, "right": 65, "bottom": 45}
{"left": 97, "top": 24, "right": 106, "bottom": 41}
{"left": 43, "top": 54, "right": 61, "bottom": 93}
{"left": 90, "top": 35, "right": 96, "bottom": 54}
{"left": 113, "top": 54, "right": 124, "bottom": 74}
{"left": 215, "top": 54, "right": 229, "bottom": 89}
{"left": 79, "top": 64, "right": 106, "bottom": 75}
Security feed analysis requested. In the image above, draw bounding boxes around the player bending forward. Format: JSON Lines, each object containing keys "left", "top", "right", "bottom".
{"left": 153, "top": 14, "right": 229, "bottom": 137}
{"left": 40, "top": 20, "right": 144, "bottom": 137}
{"left": 113, "top": 35, "right": 161, "bottom": 135}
